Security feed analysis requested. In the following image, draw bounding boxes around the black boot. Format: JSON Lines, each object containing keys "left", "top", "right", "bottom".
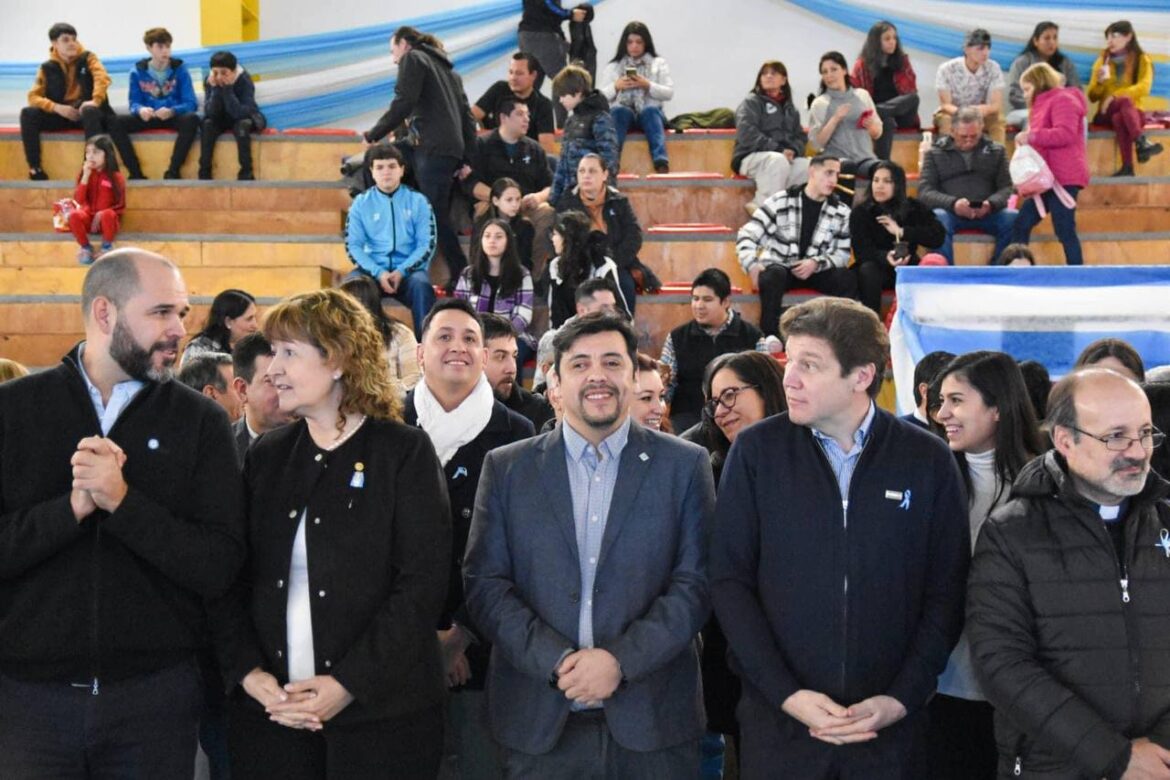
{"left": 1136, "top": 135, "right": 1164, "bottom": 164}
{"left": 1112, "top": 164, "right": 1135, "bottom": 177}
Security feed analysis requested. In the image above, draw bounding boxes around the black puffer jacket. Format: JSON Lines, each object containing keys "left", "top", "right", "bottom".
{"left": 968, "top": 452, "right": 1170, "bottom": 779}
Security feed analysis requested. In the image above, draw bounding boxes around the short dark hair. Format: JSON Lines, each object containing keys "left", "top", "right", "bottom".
{"left": 143, "top": 27, "right": 173, "bottom": 46}
{"left": 512, "top": 51, "right": 541, "bottom": 75}
{"left": 365, "top": 143, "right": 405, "bottom": 169}
{"left": 691, "top": 268, "right": 732, "bottom": 300}
{"left": 232, "top": 332, "right": 274, "bottom": 384}
{"left": 552, "top": 312, "right": 638, "bottom": 376}
{"left": 420, "top": 297, "right": 481, "bottom": 339}
{"left": 965, "top": 28, "right": 992, "bottom": 47}
{"left": 481, "top": 312, "right": 517, "bottom": 344}
{"left": 913, "top": 350, "right": 956, "bottom": 406}
{"left": 49, "top": 23, "right": 77, "bottom": 41}
{"left": 497, "top": 97, "right": 523, "bottom": 122}
{"left": 575, "top": 277, "right": 618, "bottom": 304}
{"left": 1074, "top": 337, "right": 1146, "bottom": 383}
{"left": 553, "top": 64, "right": 592, "bottom": 98}
{"left": 809, "top": 154, "right": 841, "bottom": 169}
{"left": 209, "top": 51, "right": 237, "bottom": 70}
{"left": 178, "top": 352, "right": 231, "bottom": 393}
{"left": 781, "top": 298, "right": 889, "bottom": 399}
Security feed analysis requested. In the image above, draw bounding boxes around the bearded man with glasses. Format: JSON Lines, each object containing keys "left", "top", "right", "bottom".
{"left": 968, "top": 366, "right": 1170, "bottom": 780}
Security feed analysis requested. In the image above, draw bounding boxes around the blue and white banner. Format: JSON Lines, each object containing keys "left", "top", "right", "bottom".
{"left": 890, "top": 266, "right": 1170, "bottom": 414}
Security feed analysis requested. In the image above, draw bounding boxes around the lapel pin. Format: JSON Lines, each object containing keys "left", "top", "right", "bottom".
{"left": 453, "top": 466, "right": 469, "bottom": 480}
{"left": 1159, "top": 528, "right": 1170, "bottom": 559}
{"left": 639, "top": 452, "right": 649, "bottom": 462}
{"left": 350, "top": 462, "right": 365, "bottom": 489}
{"left": 147, "top": 438, "right": 159, "bottom": 450}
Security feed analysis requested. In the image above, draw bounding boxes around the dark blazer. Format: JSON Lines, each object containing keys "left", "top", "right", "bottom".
{"left": 555, "top": 186, "right": 642, "bottom": 270}
{"left": 464, "top": 423, "right": 715, "bottom": 753}
{"left": 403, "top": 392, "right": 534, "bottom": 690}
{"left": 232, "top": 417, "right": 252, "bottom": 465}
{"left": 212, "top": 418, "right": 452, "bottom": 725}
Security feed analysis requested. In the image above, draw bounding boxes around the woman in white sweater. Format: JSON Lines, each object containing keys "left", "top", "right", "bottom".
{"left": 930, "top": 350, "right": 1045, "bottom": 780}
{"left": 598, "top": 21, "right": 674, "bottom": 172}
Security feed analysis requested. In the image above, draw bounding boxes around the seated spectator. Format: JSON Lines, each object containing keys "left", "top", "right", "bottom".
{"left": 1088, "top": 21, "right": 1162, "bottom": 176}
{"left": 472, "top": 52, "right": 555, "bottom": 144}
{"left": 732, "top": 60, "right": 810, "bottom": 212}
{"left": 918, "top": 107, "right": 1015, "bottom": 264}
{"left": 20, "top": 23, "right": 140, "bottom": 181}
{"left": 633, "top": 353, "right": 671, "bottom": 432}
{"left": 995, "top": 242, "right": 1035, "bottom": 266}
{"left": 547, "top": 210, "right": 628, "bottom": 327}
{"left": 178, "top": 352, "right": 242, "bottom": 422}
{"left": 477, "top": 178, "right": 535, "bottom": 272}
{"left": 118, "top": 28, "right": 200, "bottom": 180}
{"left": 344, "top": 143, "right": 437, "bottom": 338}
{"left": 339, "top": 275, "right": 420, "bottom": 390}
{"left": 737, "top": 154, "right": 857, "bottom": 338}
{"left": 68, "top": 134, "right": 125, "bottom": 265}
{"left": 532, "top": 276, "right": 622, "bottom": 389}
{"left": 599, "top": 21, "right": 674, "bottom": 173}
{"left": 470, "top": 100, "right": 555, "bottom": 266}
{"left": 550, "top": 64, "right": 618, "bottom": 204}
{"left": 1005, "top": 22, "right": 1080, "bottom": 129}
{"left": 902, "top": 350, "right": 956, "bottom": 430}
{"left": 809, "top": 52, "right": 882, "bottom": 179}
{"left": 850, "top": 160, "right": 945, "bottom": 314}
{"left": 230, "top": 332, "right": 294, "bottom": 459}
{"left": 181, "top": 288, "right": 259, "bottom": 365}
{"left": 453, "top": 218, "right": 536, "bottom": 365}
{"left": 1011, "top": 63, "right": 1089, "bottom": 266}
{"left": 481, "top": 313, "right": 555, "bottom": 430}
{"left": 1075, "top": 337, "right": 1145, "bottom": 382}
{"left": 1018, "top": 359, "right": 1052, "bottom": 423}
{"left": 935, "top": 28, "right": 1005, "bottom": 144}
{"left": 851, "top": 21, "right": 921, "bottom": 160}
{"left": 555, "top": 152, "right": 644, "bottom": 313}
{"left": 0, "top": 359, "right": 30, "bottom": 384}
{"left": 199, "top": 50, "right": 265, "bottom": 181}
{"left": 661, "top": 268, "right": 763, "bottom": 433}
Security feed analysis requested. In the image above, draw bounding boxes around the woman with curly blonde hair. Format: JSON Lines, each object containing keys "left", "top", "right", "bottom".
{"left": 215, "top": 287, "right": 452, "bottom": 778}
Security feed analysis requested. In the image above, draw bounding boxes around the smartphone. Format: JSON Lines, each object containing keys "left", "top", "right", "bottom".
{"left": 856, "top": 109, "right": 874, "bottom": 129}
{"left": 625, "top": 67, "right": 637, "bottom": 78}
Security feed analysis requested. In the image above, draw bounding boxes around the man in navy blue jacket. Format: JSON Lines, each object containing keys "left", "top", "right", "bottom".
{"left": 712, "top": 297, "right": 969, "bottom": 779}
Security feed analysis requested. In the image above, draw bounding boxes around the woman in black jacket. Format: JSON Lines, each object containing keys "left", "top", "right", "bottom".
{"left": 216, "top": 288, "right": 451, "bottom": 779}
{"left": 850, "top": 160, "right": 945, "bottom": 315}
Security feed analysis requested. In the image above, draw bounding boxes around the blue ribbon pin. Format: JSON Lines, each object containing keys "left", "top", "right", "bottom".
{"left": 899, "top": 489, "right": 912, "bottom": 511}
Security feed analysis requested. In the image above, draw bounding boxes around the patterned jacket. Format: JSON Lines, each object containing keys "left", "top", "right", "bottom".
{"left": 736, "top": 184, "right": 851, "bottom": 273}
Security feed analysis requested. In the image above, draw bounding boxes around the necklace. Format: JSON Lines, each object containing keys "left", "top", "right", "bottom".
{"left": 318, "top": 415, "right": 368, "bottom": 452}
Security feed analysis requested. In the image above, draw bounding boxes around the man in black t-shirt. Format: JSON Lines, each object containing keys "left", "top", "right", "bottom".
{"left": 472, "top": 52, "right": 556, "bottom": 144}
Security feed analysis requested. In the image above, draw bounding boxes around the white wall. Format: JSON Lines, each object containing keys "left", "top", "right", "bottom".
{"left": 2, "top": 3, "right": 201, "bottom": 61}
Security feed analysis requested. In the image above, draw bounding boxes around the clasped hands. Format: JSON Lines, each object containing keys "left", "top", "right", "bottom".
{"left": 70, "top": 436, "right": 128, "bottom": 521}
{"left": 243, "top": 668, "right": 354, "bottom": 732}
{"left": 782, "top": 689, "right": 906, "bottom": 745}
{"left": 557, "top": 648, "right": 621, "bottom": 708}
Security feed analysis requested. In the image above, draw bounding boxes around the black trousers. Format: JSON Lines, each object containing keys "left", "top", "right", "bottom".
{"left": 926, "top": 694, "right": 997, "bottom": 780}
{"left": 117, "top": 112, "right": 201, "bottom": 176}
{"left": 855, "top": 258, "right": 910, "bottom": 316}
{"left": 757, "top": 264, "right": 859, "bottom": 338}
{"left": 874, "top": 93, "right": 921, "bottom": 161}
{"left": 19, "top": 105, "right": 109, "bottom": 169}
{"left": 199, "top": 115, "right": 255, "bottom": 176}
{"left": 0, "top": 661, "right": 201, "bottom": 779}
{"left": 408, "top": 150, "right": 467, "bottom": 288}
{"left": 228, "top": 695, "right": 444, "bottom": 780}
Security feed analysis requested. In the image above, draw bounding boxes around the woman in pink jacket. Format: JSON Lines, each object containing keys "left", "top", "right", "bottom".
{"left": 1010, "top": 62, "right": 1088, "bottom": 265}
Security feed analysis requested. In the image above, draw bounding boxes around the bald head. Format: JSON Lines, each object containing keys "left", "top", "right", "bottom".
{"left": 1048, "top": 368, "right": 1148, "bottom": 435}
{"left": 81, "top": 248, "right": 179, "bottom": 321}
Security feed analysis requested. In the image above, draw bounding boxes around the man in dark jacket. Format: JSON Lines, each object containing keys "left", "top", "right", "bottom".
{"left": 969, "top": 368, "right": 1170, "bottom": 780}
{"left": 482, "top": 314, "right": 555, "bottom": 432}
{"left": 199, "top": 50, "right": 266, "bottom": 180}
{"left": 365, "top": 26, "right": 478, "bottom": 290}
{"left": 660, "top": 267, "right": 762, "bottom": 433}
{"left": 517, "top": 0, "right": 589, "bottom": 86}
{"left": 917, "top": 106, "right": 1016, "bottom": 263}
{"left": 0, "top": 249, "right": 245, "bottom": 774}
{"left": 712, "top": 297, "right": 969, "bottom": 779}
{"left": 403, "top": 299, "right": 533, "bottom": 778}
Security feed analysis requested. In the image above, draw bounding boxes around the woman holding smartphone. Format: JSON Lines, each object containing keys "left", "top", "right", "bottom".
{"left": 808, "top": 51, "right": 883, "bottom": 179}
{"left": 598, "top": 21, "right": 674, "bottom": 172}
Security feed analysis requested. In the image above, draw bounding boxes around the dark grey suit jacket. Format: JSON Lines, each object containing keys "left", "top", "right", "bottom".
{"left": 232, "top": 417, "right": 252, "bottom": 466}
{"left": 464, "top": 422, "right": 714, "bottom": 754}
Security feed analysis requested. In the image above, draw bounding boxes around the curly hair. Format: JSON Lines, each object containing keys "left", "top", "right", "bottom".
{"left": 263, "top": 288, "right": 403, "bottom": 428}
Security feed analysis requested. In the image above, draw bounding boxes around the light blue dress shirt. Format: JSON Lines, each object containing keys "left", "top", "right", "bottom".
{"left": 810, "top": 402, "right": 875, "bottom": 500}
{"left": 76, "top": 343, "right": 146, "bottom": 435}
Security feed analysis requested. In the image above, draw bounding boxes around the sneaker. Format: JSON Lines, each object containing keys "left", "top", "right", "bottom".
{"left": 77, "top": 245, "right": 95, "bottom": 265}
{"left": 163, "top": 169, "right": 180, "bottom": 180}
{"left": 29, "top": 168, "right": 48, "bottom": 181}
{"left": 198, "top": 170, "right": 213, "bottom": 180}
{"left": 128, "top": 171, "right": 147, "bottom": 181}
{"left": 1111, "top": 164, "right": 1135, "bottom": 177}
{"left": 653, "top": 159, "right": 670, "bottom": 174}
{"left": 99, "top": 242, "right": 114, "bottom": 258}
{"left": 237, "top": 170, "right": 255, "bottom": 181}
{"left": 1136, "top": 136, "right": 1164, "bottom": 164}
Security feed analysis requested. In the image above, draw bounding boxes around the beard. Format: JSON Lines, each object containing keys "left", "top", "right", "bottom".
{"left": 110, "top": 318, "right": 179, "bottom": 382}
{"left": 577, "top": 381, "right": 624, "bottom": 429}
{"left": 492, "top": 376, "right": 515, "bottom": 401}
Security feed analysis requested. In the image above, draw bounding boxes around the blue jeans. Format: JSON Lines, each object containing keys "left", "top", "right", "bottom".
{"left": 933, "top": 208, "right": 1018, "bottom": 265}
{"left": 611, "top": 105, "right": 668, "bottom": 164}
{"left": 1011, "top": 186, "right": 1083, "bottom": 266}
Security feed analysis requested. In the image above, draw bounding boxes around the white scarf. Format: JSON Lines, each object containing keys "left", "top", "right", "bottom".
{"left": 413, "top": 374, "right": 495, "bottom": 466}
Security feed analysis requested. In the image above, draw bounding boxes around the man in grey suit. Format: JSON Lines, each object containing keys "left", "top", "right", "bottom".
{"left": 464, "top": 312, "right": 715, "bottom": 778}
{"left": 229, "top": 332, "right": 292, "bottom": 462}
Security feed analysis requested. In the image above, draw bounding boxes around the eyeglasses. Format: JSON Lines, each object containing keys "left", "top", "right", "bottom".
{"left": 705, "top": 385, "right": 757, "bottom": 417}
{"left": 1070, "top": 426, "right": 1165, "bottom": 452}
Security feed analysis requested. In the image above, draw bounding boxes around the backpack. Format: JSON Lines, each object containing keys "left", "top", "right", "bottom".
{"left": 1010, "top": 144, "right": 1075, "bottom": 219}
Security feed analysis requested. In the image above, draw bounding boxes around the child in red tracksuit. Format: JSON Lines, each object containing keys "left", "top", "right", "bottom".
{"left": 69, "top": 133, "right": 125, "bottom": 265}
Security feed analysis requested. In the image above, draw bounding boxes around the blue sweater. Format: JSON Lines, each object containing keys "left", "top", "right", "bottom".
{"left": 711, "top": 409, "right": 969, "bottom": 715}
{"left": 128, "top": 57, "right": 197, "bottom": 115}
{"left": 345, "top": 184, "right": 436, "bottom": 277}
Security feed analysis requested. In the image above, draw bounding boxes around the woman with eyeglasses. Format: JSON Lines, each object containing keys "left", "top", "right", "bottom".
{"left": 680, "top": 350, "right": 786, "bottom": 776}
{"left": 929, "top": 351, "right": 1044, "bottom": 779}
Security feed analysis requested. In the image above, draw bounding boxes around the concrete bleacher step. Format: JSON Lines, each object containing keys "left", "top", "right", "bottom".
{"left": 0, "top": 131, "right": 360, "bottom": 182}
{"left": 0, "top": 181, "right": 349, "bottom": 235}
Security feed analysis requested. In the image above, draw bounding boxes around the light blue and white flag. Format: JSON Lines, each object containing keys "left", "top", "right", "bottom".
{"left": 890, "top": 266, "right": 1170, "bottom": 415}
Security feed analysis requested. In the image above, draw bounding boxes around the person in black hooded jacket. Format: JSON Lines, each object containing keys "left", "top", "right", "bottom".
{"left": 365, "top": 26, "right": 478, "bottom": 290}
{"left": 968, "top": 368, "right": 1170, "bottom": 780}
